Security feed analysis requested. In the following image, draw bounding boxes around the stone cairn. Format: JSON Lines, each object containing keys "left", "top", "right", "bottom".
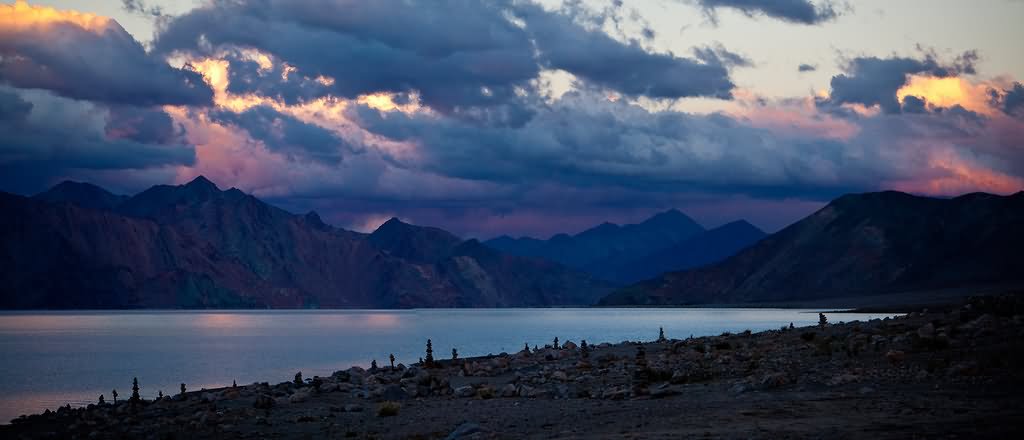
{"left": 130, "top": 378, "right": 141, "bottom": 403}
{"left": 425, "top": 339, "right": 435, "bottom": 368}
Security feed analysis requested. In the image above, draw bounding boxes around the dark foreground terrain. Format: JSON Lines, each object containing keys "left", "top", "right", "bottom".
{"left": 4, "top": 295, "right": 1023, "bottom": 439}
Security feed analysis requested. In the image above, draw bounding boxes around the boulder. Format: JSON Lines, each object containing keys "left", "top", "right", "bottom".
{"left": 885, "top": 350, "right": 906, "bottom": 364}
{"left": 445, "top": 422, "right": 483, "bottom": 440}
{"left": 288, "top": 390, "right": 312, "bottom": 404}
{"left": 454, "top": 386, "right": 476, "bottom": 398}
{"left": 917, "top": 323, "right": 936, "bottom": 339}
{"left": 562, "top": 341, "right": 578, "bottom": 350}
{"left": 500, "top": 384, "right": 518, "bottom": 397}
{"left": 253, "top": 394, "right": 275, "bottom": 409}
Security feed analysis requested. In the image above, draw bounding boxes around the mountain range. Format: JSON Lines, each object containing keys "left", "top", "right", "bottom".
{"left": 0, "top": 177, "right": 611, "bottom": 309}
{"left": 484, "top": 210, "right": 766, "bottom": 284}
{"left": 600, "top": 191, "right": 1024, "bottom": 306}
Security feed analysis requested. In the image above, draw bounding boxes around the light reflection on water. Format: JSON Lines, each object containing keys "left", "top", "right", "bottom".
{"left": 0, "top": 308, "right": 897, "bottom": 423}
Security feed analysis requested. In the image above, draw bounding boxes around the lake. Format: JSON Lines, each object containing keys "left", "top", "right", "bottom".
{"left": 0, "top": 308, "right": 897, "bottom": 422}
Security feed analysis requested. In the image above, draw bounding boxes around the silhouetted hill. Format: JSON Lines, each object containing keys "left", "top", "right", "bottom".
{"left": 32, "top": 181, "right": 128, "bottom": 210}
{"left": 485, "top": 209, "right": 706, "bottom": 274}
{"left": 485, "top": 209, "right": 765, "bottom": 284}
{"left": 0, "top": 177, "right": 610, "bottom": 309}
{"left": 599, "top": 191, "right": 1024, "bottom": 306}
{"left": 590, "top": 220, "right": 766, "bottom": 284}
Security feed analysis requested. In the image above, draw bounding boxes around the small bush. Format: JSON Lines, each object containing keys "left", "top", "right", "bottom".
{"left": 800, "top": 332, "right": 816, "bottom": 341}
{"left": 377, "top": 401, "right": 401, "bottom": 417}
{"left": 478, "top": 387, "right": 494, "bottom": 399}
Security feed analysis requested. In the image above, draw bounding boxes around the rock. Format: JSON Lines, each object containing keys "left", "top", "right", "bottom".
{"left": 917, "top": 323, "right": 936, "bottom": 339}
{"left": 550, "top": 371, "right": 568, "bottom": 381}
{"left": 500, "top": 384, "right": 517, "bottom": 397}
{"left": 729, "top": 383, "right": 748, "bottom": 394}
{"left": 759, "top": 372, "right": 789, "bottom": 389}
{"left": 253, "top": 394, "right": 275, "bottom": 409}
{"left": 289, "top": 390, "right": 312, "bottom": 403}
{"left": 827, "top": 373, "right": 859, "bottom": 386}
{"left": 650, "top": 383, "right": 680, "bottom": 398}
{"left": 320, "top": 383, "right": 339, "bottom": 393}
{"left": 445, "top": 422, "right": 483, "bottom": 440}
{"left": 949, "top": 361, "right": 979, "bottom": 376}
{"left": 885, "top": 350, "right": 906, "bottom": 364}
{"left": 562, "top": 341, "right": 578, "bottom": 350}
{"left": 858, "top": 386, "right": 876, "bottom": 395}
{"left": 343, "top": 404, "right": 364, "bottom": 412}
{"left": 380, "top": 384, "right": 407, "bottom": 401}
{"left": 454, "top": 386, "right": 476, "bottom": 398}
{"left": 601, "top": 386, "right": 629, "bottom": 400}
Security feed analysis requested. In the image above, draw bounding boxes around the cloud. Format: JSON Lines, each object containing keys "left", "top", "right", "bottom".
{"left": 515, "top": 2, "right": 736, "bottom": 100}
{"left": 692, "top": 43, "right": 755, "bottom": 69}
{"left": 0, "top": 1, "right": 213, "bottom": 107}
{"left": 350, "top": 89, "right": 883, "bottom": 200}
{"left": 153, "top": 0, "right": 736, "bottom": 118}
{"left": 208, "top": 105, "right": 350, "bottom": 164}
{"left": 798, "top": 63, "right": 817, "bottom": 72}
{"left": 818, "top": 51, "right": 978, "bottom": 113}
{"left": 0, "top": 87, "right": 195, "bottom": 193}
{"left": 691, "top": 0, "right": 844, "bottom": 25}
{"left": 990, "top": 82, "right": 1024, "bottom": 117}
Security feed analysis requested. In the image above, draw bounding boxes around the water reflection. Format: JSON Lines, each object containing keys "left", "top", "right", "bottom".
{"left": 0, "top": 308, "right": 898, "bottom": 423}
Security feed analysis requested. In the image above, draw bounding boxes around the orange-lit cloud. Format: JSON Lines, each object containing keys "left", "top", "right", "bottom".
{"left": 0, "top": 1, "right": 112, "bottom": 34}
{"left": 887, "top": 150, "right": 1024, "bottom": 196}
{"left": 896, "top": 75, "right": 997, "bottom": 116}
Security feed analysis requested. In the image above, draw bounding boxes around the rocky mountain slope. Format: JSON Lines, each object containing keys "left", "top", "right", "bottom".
{"left": 0, "top": 177, "right": 610, "bottom": 309}
{"left": 600, "top": 191, "right": 1024, "bottom": 305}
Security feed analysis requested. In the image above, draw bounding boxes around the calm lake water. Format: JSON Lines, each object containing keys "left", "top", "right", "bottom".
{"left": 0, "top": 308, "right": 897, "bottom": 422}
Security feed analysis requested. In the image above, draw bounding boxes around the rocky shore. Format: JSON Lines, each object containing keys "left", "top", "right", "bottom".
{"left": 4, "top": 294, "right": 1024, "bottom": 439}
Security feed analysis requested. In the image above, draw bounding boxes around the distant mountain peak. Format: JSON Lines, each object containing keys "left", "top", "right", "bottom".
{"left": 641, "top": 208, "right": 700, "bottom": 227}
{"left": 374, "top": 217, "right": 407, "bottom": 232}
{"left": 184, "top": 175, "right": 219, "bottom": 192}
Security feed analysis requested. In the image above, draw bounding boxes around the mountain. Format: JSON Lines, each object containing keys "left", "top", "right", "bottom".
{"left": 590, "top": 220, "right": 766, "bottom": 284}
{"left": 485, "top": 209, "right": 706, "bottom": 275}
{"left": 0, "top": 177, "right": 610, "bottom": 309}
{"left": 32, "top": 181, "right": 128, "bottom": 210}
{"left": 599, "top": 191, "right": 1024, "bottom": 306}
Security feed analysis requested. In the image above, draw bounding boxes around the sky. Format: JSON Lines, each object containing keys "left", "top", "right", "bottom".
{"left": 1, "top": 0, "right": 1022, "bottom": 238}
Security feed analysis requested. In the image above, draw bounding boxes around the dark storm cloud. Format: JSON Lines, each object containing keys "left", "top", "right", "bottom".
{"left": 0, "top": 4, "right": 213, "bottom": 107}
{"left": 209, "top": 105, "right": 349, "bottom": 164}
{"left": 223, "top": 53, "right": 330, "bottom": 106}
{"left": 517, "top": 2, "right": 735, "bottom": 100}
{"left": 105, "top": 106, "right": 184, "bottom": 145}
{"left": 990, "top": 82, "right": 1024, "bottom": 116}
{"left": 153, "top": 0, "right": 736, "bottom": 114}
{"left": 798, "top": 63, "right": 817, "bottom": 72}
{"left": 348, "top": 90, "right": 877, "bottom": 200}
{"left": 818, "top": 51, "right": 977, "bottom": 114}
{"left": 692, "top": 44, "right": 754, "bottom": 69}
{"left": 691, "top": 0, "right": 843, "bottom": 25}
{"left": 900, "top": 95, "right": 927, "bottom": 114}
{"left": 0, "top": 88, "right": 195, "bottom": 193}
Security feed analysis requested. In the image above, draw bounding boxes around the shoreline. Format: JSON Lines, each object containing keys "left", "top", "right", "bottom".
{"left": 3, "top": 294, "right": 1023, "bottom": 438}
